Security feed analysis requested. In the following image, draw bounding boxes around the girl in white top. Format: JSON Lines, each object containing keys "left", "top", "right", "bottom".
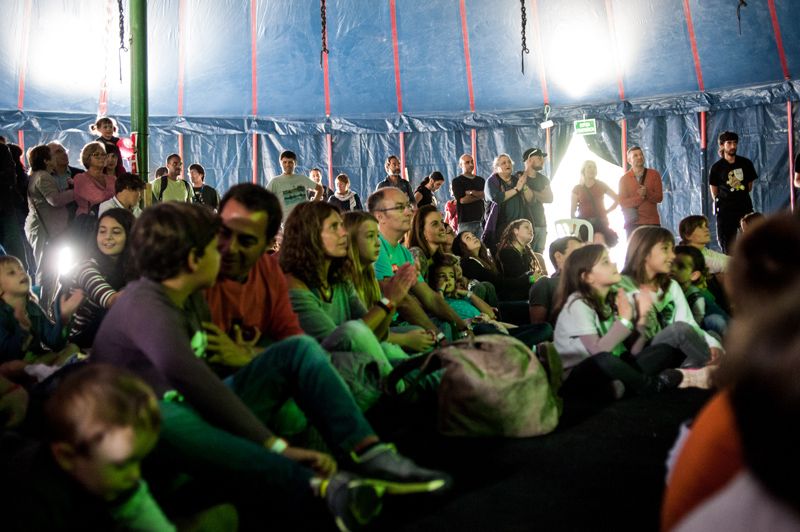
{"left": 553, "top": 244, "right": 699, "bottom": 398}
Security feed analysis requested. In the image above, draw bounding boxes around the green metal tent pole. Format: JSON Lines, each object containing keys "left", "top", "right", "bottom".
{"left": 130, "top": 0, "right": 149, "bottom": 181}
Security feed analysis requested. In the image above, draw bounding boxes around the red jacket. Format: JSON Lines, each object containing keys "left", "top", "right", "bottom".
{"left": 618, "top": 168, "right": 663, "bottom": 226}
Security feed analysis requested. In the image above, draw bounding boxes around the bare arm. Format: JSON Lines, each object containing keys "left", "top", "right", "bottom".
{"left": 460, "top": 190, "right": 484, "bottom": 204}
{"left": 570, "top": 191, "right": 578, "bottom": 218}
{"left": 533, "top": 183, "right": 554, "bottom": 204}
{"left": 311, "top": 183, "right": 323, "bottom": 201}
{"left": 604, "top": 184, "right": 619, "bottom": 213}
{"left": 709, "top": 185, "right": 719, "bottom": 201}
{"left": 414, "top": 190, "right": 423, "bottom": 204}
{"left": 392, "top": 291, "right": 439, "bottom": 332}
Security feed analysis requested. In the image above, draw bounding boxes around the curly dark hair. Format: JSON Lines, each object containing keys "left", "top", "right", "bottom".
{"left": 280, "top": 201, "right": 349, "bottom": 289}
{"left": 130, "top": 202, "right": 220, "bottom": 282}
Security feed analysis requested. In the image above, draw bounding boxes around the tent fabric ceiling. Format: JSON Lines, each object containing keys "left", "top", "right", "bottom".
{"left": 1, "top": 0, "right": 798, "bottom": 233}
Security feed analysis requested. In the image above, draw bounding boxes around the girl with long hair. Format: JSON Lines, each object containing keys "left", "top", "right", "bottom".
{"left": 570, "top": 160, "right": 619, "bottom": 246}
{"left": 343, "top": 211, "right": 434, "bottom": 353}
{"left": 68, "top": 208, "right": 136, "bottom": 348}
{"left": 553, "top": 244, "right": 703, "bottom": 398}
{"left": 414, "top": 171, "right": 445, "bottom": 208}
{"left": 280, "top": 202, "right": 417, "bottom": 406}
{"left": 405, "top": 204, "right": 446, "bottom": 279}
{"left": 495, "top": 219, "right": 548, "bottom": 282}
{"left": 619, "top": 226, "right": 723, "bottom": 370}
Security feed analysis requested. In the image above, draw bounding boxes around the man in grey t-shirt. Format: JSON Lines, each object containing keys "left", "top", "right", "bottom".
{"left": 266, "top": 150, "right": 323, "bottom": 222}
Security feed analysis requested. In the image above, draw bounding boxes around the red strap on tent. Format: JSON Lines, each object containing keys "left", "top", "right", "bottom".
{"left": 681, "top": 0, "right": 705, "bottom": 91}
{"left": 458, "top": 0, "right": 475, "bottom": 112}
{"left": 530, "top": 0, "right": 549, "bottom": 105}
{"left": 177, "top": 0, "right": 187, "bottom": 116}
{"left": 767, "top": 0, "right": 790, "bottom": 80}
{"left": 389, "top": 0, "right": 406, "bottom": 174}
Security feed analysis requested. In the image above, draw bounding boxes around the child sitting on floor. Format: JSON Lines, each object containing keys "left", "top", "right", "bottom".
{"left": 678, "top": 215, "right": 729, "bottom": 274}
{"left": 0, "top": 255, "right": 83, "bottom": 366}
{"left": 429, "top": 253, "right": 502, "bottom": 328}
{"left": 3, "top": 364, "right": 177, "bottom": 530}
{"left": 671, "top": 246, "right": 729, "bottom": 338}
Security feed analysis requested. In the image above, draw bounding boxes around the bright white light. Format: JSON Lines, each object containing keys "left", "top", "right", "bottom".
{"left": 543, "top": 134, "right": 627, "bottom": 271}
{"left": 546, "top": 20, "right": 629, "bottom": 99}
{"left": 56, "top": 245, "right": 77, "bottom": 278}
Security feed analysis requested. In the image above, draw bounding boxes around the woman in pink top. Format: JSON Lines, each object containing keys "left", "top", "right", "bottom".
{"left": 73, "top": 141, "right": 116, "bottom": 216}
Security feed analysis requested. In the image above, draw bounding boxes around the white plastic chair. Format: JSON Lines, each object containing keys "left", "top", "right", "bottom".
{"left": 554, "top": 218, "right": 594, "bottom": 243}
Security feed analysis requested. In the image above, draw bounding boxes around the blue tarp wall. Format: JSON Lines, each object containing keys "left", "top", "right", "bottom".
{"left": 2, "top": 0, "right": 799, "bottom": 236}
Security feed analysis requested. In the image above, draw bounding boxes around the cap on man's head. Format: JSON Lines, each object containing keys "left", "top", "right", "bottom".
{"left": 523, "top": 148, "right": 547, "bottom": 160}
{"left": 718, "top": 131, "right": 739, "bottom": 145}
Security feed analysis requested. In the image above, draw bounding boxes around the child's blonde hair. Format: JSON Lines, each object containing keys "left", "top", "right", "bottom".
{"left": 0, "top": 256, "right": 35, "bottom": 301}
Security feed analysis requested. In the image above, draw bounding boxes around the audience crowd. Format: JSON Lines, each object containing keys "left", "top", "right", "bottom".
{"left": 0, "top": 119, "right": 796, "bottom": 531}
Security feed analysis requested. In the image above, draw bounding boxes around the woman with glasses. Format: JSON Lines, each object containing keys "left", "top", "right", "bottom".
{"left": 73, "top": 142, "right": 115, "bottom": 216}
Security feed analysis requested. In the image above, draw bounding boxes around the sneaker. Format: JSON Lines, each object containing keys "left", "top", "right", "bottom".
{"left": 349, "top": 443, "right": 452, "bottom": 495}
{"left": 678, "top": 367, "right": 713, "bottom": 389}
{"left": 654, "top": 369, "right": 684, "bottom": 393}
{"left": 321, "top": 472, "right": 384, "bottom": 532}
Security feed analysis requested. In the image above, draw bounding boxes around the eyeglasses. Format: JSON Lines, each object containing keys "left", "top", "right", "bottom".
{"left": 375, "top": 203, "right": 413, "bottom": 213}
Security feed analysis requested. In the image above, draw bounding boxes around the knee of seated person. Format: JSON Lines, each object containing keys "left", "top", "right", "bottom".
{"left": 273, "top": 334, "right": 326, "bottom": 359}
{"left": 339, "top": 319, "right": 372, "bottom": 336}
{"left": 668, "top": 321, "right": 696, "bottom": 338}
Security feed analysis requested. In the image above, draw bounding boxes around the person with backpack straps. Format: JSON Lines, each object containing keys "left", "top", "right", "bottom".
{"left": 152, "top": 154, "right": 192, "bottom": 204}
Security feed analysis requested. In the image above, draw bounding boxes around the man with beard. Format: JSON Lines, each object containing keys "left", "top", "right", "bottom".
{"left": 708, "top": 131, "right": 758, "bottom": 253}
{"left": 516, "top": 148, "right": 553, "bottom": 254}
{"left": 375, "top": 155, "right": 415, "bottom": 206}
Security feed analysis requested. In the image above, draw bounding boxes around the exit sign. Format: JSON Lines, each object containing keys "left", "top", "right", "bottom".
{"left": 574, "top": 119, "right": 597, "bottom": 135}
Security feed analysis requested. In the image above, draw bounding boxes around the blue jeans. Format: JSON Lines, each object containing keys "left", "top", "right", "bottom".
{"left": 457, "top": 220, "right": 482, "bottom": 237}
{"left": 154, "top": 336, "right": 375, "bottom": 503}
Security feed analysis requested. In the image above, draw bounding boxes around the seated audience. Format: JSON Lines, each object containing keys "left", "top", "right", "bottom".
{"left": 328, "top": 173, "right": 362, "bottom": 212}
{"left": 281, "top": 201, "right": 417, "bottom": 403}
{"left": 738, "top": 211, "right": 763, "bottom": 233}
{"left": 553, "top": 245, "right": 705, "bottom": 400}
{"left": 678, "top": 215, "right": 729, "bottom": 274}
{"left": 98, "top": 172, "right": 144, "bottom": 217}
{"left": 529, "top": 236, "right": 582, "bottom": 324}
{"left": 671, "top": 245, "right": 729, "bottom": 337}
{"left": 453, "top": 231, "right": 529, "bottom": 301}
{"left": 0, "top": 255, "right": 82, "bottom": 365}
{"left": 91, "top": 200, "right": 448, "bottom": 528}
{"left": 343, "top": 211, "right": 435, "bottom": 353}
{"left": 68, "top": 208, "right": 135, "bottom": 348}
{"left": 73, "top": 142, "right": 116, "bottom": 216}
{"left": 662, "top": 213, "right": 800, "bottom": 531}
{"left": 369, "top": 187, "right": 469, "bottom": 339}
{"left": 3, "top": 364, "right": 175, "bottom": 530}
{"left": 618, "top": 226, "right": 722, "bottom": 369}
{"left": 495, "top": 219, "right": 548, "bottom": 282}
{"left": 406, "top": 204, "right": 446, "bottom": 279}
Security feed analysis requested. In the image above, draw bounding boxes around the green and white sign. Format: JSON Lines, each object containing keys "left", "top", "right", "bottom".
{"left": 574, "top": 119, "right": 597, "bottom": 136}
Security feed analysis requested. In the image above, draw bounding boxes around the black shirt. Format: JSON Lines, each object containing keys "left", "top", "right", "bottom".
{"left": 451, "top": 174, "right": 486, "bottom": 224}
{"left": 708, "top": 155, "right": 757, "bottom": 215}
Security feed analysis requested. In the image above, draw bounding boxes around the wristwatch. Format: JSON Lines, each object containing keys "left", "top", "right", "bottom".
{"left": 377, "top": 297, "right": 395, "bottom": 314}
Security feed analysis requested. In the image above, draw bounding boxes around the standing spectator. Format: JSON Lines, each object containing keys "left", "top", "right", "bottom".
{"left": 708, "top": 131, "right": 757, "bottom": 253}
{"left": 375, "top": 155, "right": 415, "bottom": 206}
{"left": 90, "top": 117, "right": 126, "bottom": 177}
{"left": 451, "top": 153, "right": 485, "bottom": 236}
{"left": 414, "top": 171, "right": 445, "bottom": 208}
{"left": 307, "top": 167, "right": 333, "bottom": 201}
{"left": 188, "top": 163, "right": 220, "bottom": 211}
{"left": 516, "top": 148, "right": 553, "bottom": 254}
{"left": 0, "top": 143, "right": 29, "bottom": 272}
{"left": 483, "top": 153, "right": 527, "bottom": 251}
{"left": 47, "top": 141, "right": 80, "bottom": 218}
{"left": 74, "top": 142, "right": 116, "bottom": 216}
{"left": 618, "top": 146, "right": 663, "bottom": 236}
{"left": 570, "top": 160, "right": 619, "bottom": 246}
{"left": 152, "top": 154, "right": 192, "bottom": 204}
{"left": 24, "top": 145, "right": 74, "bottom": 278}
{"left": 266, "top": 150, "right": 323, "bottom": 223}
{"left": 328, "top": 173, "right": 362, "bottom": 212}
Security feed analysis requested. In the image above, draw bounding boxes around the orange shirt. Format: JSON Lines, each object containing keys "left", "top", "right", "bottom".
{"left": 205, "top": 253, "right": 304, "bottom": 343}
{"left": 661, "top": 390, "right": 743, "bottom": 531}
{"left": 618, "top": 168, "right": 663, "bottom": 226}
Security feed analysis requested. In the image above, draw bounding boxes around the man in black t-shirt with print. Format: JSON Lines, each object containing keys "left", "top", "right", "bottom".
{"left": 708, "top": 131, "right": 758, "bottom": 253}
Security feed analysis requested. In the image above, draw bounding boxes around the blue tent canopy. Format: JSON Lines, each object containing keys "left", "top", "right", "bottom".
{"left": 2, "top": 0, "right": 798, "bottom": 233}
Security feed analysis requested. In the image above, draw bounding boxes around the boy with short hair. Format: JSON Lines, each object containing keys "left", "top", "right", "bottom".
{"left": 672, "top": 245, "right": 729, "bottom": 337}
{"left": 3, "top": 364, "right": 175, "bottom": 530}
{"left": 266, "top": 150, "right": 323, "bottom": 222}
{"left": 92, "top": 202, "right": 448, "bottom": 530}
{"left": 529, "top": 236, "right": 582, "bottom": 324}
